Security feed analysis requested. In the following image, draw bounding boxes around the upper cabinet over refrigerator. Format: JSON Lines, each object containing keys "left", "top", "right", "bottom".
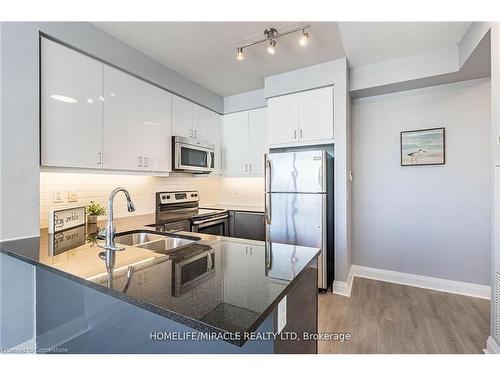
{"left": 41, "top": 38, "right": 104, "bottom": 169}
{"left": 267, "top": 86, "right": 334, "bottom": 147}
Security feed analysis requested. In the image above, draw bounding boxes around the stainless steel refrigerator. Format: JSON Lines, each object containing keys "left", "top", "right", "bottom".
{"left": 264, "top": 149, "right": 334, "bottom": 291}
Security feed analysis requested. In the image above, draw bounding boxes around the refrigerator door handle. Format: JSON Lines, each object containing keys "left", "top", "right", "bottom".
{"left": 265, "top": 157, "right": 272, "bottom": 192}
{"left": 265, "top": 192, "right": 272, "bottom": 225}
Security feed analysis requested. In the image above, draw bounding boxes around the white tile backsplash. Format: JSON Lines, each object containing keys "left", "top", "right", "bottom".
{"left": 40, "top": 172, "right": 265, "bottom": 228}
{"left": 39, "top": 172, "right": 220, "bottom": 228}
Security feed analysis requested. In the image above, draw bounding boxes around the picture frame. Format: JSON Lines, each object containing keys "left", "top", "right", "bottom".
{"left": 400, "top": 127, "right": 445, "bottom": 166}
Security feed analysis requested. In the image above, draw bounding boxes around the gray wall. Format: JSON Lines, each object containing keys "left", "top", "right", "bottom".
{"left": 0, "top": 22, "right": 222, "bottom": 241}
{"left": 223, "top": 89, "right": 267, "bottom": 114}
{"left": 352, "top": 78, "right": 491, "bottom": 285}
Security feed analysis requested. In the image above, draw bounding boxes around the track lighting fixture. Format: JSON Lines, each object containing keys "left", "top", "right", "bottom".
{"left": 235, "top": 24, "right": 310, "bottom": 60}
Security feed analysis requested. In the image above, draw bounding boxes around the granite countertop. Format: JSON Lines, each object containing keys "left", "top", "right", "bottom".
{"left": 0, "top": 214, "right": 319, "bottom": 346}
{"left": 201, "top": 204, "right": 265, "bottom": 213}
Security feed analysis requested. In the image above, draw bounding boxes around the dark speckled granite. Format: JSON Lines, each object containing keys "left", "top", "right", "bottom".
{"left": 0, "top": 215, "right": 320, "bottom": 346}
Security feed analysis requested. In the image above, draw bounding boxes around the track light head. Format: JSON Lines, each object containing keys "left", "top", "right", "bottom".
{"left": 266, "top": 40, "right": 276, "bottom": 55}
{"left": 236, "top": 47, "right": 244, "bottom": 60}
{"left": 299, "top": 30, "right": 309, "bottom": 47}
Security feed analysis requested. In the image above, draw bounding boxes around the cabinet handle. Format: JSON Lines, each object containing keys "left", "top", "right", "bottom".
{"left": 190, "top": 129, "right": 194, "bottom": 138}
{"left": 194, "top": 129, "right": 198, "bottom": 138}
{"left": 294, "top": 129, "right": 297, "bottom": 139}
{"left": 300, "top": 129, "right": 303, "bottom": 139}
{"left": 138, "top": 157, "right": 142, "bottom": 168}
{"left": 144, "top": 157, "right": 148, "bottom": 168}
{"left": 97, "top": 152, "right": 102, "bottom": 165}
{"left": 245, "top": 164, "right": 248, "bottom": 172}
{"left": 249, "top": 163, "right": 252, "bottom": 172}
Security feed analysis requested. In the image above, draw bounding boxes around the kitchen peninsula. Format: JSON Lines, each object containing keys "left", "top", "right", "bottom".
{"left": 0, "top": 214, "right": 320, "bottom": 354}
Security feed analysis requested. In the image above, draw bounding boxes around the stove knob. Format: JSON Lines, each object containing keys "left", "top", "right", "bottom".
{"left": 166, "top": 195, "right": 170, "bottom": 199}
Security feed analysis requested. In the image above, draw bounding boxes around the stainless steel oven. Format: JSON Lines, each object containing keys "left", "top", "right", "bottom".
{"left": 173, "top": 136, "right": 215, "bottom": 174}
{"left": 191, "top": 213, "right": 229, "bottom": 236}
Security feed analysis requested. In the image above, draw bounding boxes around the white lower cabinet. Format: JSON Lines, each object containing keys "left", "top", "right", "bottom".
{"left": 102, "top": 66, "right": 143, "bottom": 171}
{"left": 41, "top": 38, "right": 104, "bottom": 169}
{"left": 222, "top": 108, "right": 268, "bottom": 177}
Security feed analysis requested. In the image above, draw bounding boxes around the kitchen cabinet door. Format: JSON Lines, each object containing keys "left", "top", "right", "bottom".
{"left": 222, "top": 111, "right": 249, "bottom": 176}
{"left": 248, "top": 108, "right": 268, "bottom": 176}
{"left": 192, "top": 103, "right": 211, "bottom": 142}
{"left": 172, "top": 94, "right": 193, "bottom": 139}
{"left": 209, "top": 111, "right": 223, "bottom": 174}
{"left": 233, "top": 211, "right": 266, "bottom": 241}
{"left": 298, "top": 86, "right": 334, "bottom": 142}
{"left": 41, "top": 38, "right": 104, "bottom": 168}
{"left": 102, "top": 66, "right": 143, "bottom": 171}
{"left": 267, "top": 93, "right": 298, "bottom": 145}
{"left": 141, "top": 82, "right": 172, "bottom": 172}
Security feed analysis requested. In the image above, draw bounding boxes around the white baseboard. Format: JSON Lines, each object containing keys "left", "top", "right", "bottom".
{"left": 36, "top": 316, "right": 89, "bottom": 351}
{"left": 350, "top": 265, "right": 491, "bottom": 300}
{"left": 486, "top": 336, "right": 500, "bottom": 354}
{"left": 332, "top": 267, "right": 355, "bottom": 297}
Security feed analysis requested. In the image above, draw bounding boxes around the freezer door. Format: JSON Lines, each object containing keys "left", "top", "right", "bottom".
{"left": 266, "top": 192, "right": 327, "bottom": 288}
{"left": 266, "top": 150, "right": 326, "bottom": 193}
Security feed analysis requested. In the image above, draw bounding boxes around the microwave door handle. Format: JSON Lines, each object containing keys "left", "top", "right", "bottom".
{"left": 207, "top": 151, "right": 212, "bottom": 169}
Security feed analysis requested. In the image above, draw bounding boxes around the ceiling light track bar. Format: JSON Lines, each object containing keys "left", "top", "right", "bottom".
{"left": 237, "top": 24, "right": 311, "bottom": 50}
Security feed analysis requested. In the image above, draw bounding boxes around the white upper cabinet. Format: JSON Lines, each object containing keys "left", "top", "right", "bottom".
{"left": 172, "top": 94, "right": 193, "bottom": 139}
{"left": 267, "top": 86, "right": 334, "bottom": 146}
{"left": 222, "top": 108, "right": 268, "bottom": 177}
{"left": 248, "top": 108, "right": 268, "bottom": 176}
{"left": 141, "top": 82, "right": 172, "bottom": 173}
{"left": 223, "top": 111, "right": 249, "bottom": 177}
{"left": 193, "top": 103, "right": 211, "bottom": 142}
{"left": 267, "top": 93, "right": 298, "bottom": 145}
{"left": 102, "top": 66, "right": 143, "bottom": 171}
{"left": 41, "top": 38, "right": 104, "bottom": 169}
{"left": 298, "top": 86, "right": 334, "bottom": 142}
{"left": 209, "top": 111, "right": 223, "bottom": 174}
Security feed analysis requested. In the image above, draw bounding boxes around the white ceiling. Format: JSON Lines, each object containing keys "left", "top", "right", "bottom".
{"left": 93, "top": 22, "right": 345, "bottom": 97}
{"left": 338, "top": 22, "right": 472, "bottom": 67}
{"left": 93, "top": 22, "right": 472, "bottom": 97}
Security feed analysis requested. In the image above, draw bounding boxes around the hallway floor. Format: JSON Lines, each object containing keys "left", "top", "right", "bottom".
{"left": 318, "top": 277, "right": 490, "bottom": 354}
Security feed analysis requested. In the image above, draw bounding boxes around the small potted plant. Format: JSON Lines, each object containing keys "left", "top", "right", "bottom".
{"left": 86, "top": 201, "right": 106, "bottom": 224}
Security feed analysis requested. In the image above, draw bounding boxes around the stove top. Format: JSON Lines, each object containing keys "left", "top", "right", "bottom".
{"left": 194, "top": 208, "right": 227, "bottom": 219}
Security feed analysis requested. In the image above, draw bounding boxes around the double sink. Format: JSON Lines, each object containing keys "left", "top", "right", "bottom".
{"left": 114, "top": 231, "right": 196, "bottom": 253}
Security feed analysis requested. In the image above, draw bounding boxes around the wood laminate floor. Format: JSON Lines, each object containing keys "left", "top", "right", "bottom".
{"left": 318, "top": 277, "right": 490, "bottom": 354}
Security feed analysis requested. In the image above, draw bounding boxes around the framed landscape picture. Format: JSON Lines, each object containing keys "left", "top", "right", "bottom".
{"left": 400, "top": 127, "right": 445, "bottom": 166}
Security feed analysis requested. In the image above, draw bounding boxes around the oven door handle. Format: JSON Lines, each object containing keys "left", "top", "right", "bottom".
{"left": 192, "top": 215, "right": 229, "bottom": 225}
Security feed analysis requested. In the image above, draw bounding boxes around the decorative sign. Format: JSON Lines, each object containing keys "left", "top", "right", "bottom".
{"left": 48, "top": 206, "right": 86, "bottom": 234}
{"left": 49, "top": 225, "right": 86, "bottom": 256}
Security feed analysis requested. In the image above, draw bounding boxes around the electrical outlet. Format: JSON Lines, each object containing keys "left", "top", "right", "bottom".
{"left": 68, "top": 190, "right": 78, "bottom": 202}
{"left": 277, "top": 296, "right": 287, "bottom": 334}
{"left": 53, "top": 190, "right": 64, "bottom": 203}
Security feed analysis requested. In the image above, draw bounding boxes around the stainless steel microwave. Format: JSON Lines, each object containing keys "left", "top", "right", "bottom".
{"left": 173, "top": 136, "right": 215, "bottom": 174}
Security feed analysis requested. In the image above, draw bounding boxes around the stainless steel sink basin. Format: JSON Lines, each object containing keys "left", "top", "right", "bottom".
{"left": 115, "top": 232, "right": 168, "bottom": 246}
{"left": 136, "top": 238, "right": 194, "bottom": 252}
{"left": 114, "top": 231, "right": 195, "bottom": 253}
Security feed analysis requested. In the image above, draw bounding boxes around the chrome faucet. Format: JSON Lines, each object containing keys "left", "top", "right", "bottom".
{"left": 98, "top": 187, "right": 135, "bottom": 274}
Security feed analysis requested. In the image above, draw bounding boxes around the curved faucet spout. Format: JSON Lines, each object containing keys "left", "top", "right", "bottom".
{"left": 98, "top": 187, "right": 136, "bottom": 253}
